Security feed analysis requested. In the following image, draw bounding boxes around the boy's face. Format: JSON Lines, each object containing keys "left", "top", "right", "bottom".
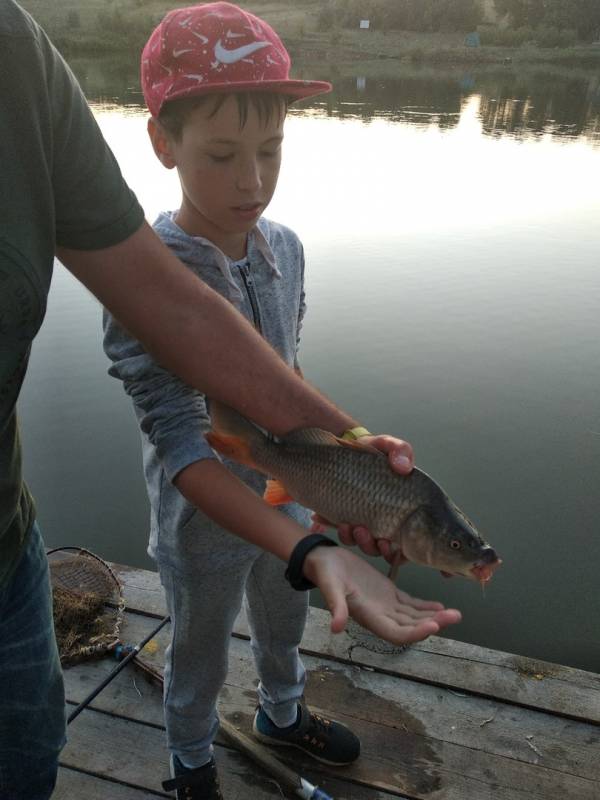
{"left": 150, "top": 94, "right": 285, "bottom": 256}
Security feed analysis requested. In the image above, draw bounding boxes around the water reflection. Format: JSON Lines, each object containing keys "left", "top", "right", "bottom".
{"left": 67, "top": 54, "right": 600, "bottom": 145}
{"left": 314, "top": 73, "right": 600, "bottom": 144}
{"left": 478, "top": 73, "right": 600, "bottom": 143}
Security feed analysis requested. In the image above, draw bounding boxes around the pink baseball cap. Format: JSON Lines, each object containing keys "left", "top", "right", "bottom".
{"left": 141, "top": 2, "right": 332, "bottom": 117}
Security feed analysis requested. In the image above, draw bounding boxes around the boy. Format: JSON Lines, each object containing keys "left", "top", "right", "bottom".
{"left": 104, "top": 5, "right": 356, "bottom": 796}
{"left": 104, "top": 4, "right": 361, "bottom": 796}
{"left": 104, "top": 3, "right": 460, "bottom": 797}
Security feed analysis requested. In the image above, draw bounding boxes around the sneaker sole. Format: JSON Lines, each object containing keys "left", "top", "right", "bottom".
{"left": 252, "top": 720, "right": 358, "bottom": 766}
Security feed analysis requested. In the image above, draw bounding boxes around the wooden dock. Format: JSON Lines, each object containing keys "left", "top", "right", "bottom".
{"left": 55, "top": 564, "right": 600, "bottom": 799}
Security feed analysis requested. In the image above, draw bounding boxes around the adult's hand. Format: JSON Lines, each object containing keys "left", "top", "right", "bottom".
{"left": 311, "top": 433, "right": 413, "bottom": 564}
{"left": 303, "top": 545, "right": 461, "bottom": 642}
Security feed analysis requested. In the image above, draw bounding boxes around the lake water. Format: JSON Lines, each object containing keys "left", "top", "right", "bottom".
{"left": 19, "top": 61, "right": 600, "bottom": 671}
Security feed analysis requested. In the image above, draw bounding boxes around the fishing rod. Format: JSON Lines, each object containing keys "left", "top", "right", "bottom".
{"left": 66, "top": 614, "right": 170, "bottom": 724}
{"left": 67, "top": 615, "right": 334, "bottom": 799}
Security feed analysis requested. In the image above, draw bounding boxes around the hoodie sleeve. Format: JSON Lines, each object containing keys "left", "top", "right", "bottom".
{"left": 102, "top": 309, "right": 218, "bottom": 483}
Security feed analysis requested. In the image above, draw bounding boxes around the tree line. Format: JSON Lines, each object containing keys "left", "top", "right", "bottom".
{"left": 319, "top": 0, "right": 600, "bottom": 41}
{"left": 494, "top": 0, "right": 600, "bottom": 41}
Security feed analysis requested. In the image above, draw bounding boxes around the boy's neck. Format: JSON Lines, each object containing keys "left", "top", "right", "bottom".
{"left": 175, "top": 208, "right": 248, "bottom": 261}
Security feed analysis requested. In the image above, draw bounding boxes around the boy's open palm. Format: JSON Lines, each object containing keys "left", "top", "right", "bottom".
{"left": 303, "top": 546, "right": 462, "bottom": 645}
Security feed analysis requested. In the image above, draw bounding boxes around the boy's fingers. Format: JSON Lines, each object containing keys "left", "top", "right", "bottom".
{"left": 433, "top": 608, "right": 463, "bottom": 628}
{"left": 336, "top": 525, "right": 354, "bottom": 546}
{"left": 350, "top": 527, "right": 382, "bottom": 556}
{"left": 377, "top": 538, "right": 396, "bottom": 562}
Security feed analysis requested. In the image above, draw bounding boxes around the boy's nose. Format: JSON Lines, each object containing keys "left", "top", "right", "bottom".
{"left": 236, "top": 159, "right": 262, "bottom": 192}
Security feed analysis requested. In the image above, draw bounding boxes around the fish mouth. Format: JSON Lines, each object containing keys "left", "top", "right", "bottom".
{"left": 470, "top": 558, "right": 502, "bottom": 584}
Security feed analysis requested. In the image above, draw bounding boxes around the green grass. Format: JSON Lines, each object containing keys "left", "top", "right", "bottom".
{"left": 19, "top": 0, "right": 600, "bottom": 66}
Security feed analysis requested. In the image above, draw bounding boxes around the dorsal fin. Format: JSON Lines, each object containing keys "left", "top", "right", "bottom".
{"left": 334, "top": 436, "right": 382, "bottom": 456}
{"left": 280, "top": 427, "right": 339, "bottom": 446}
{"left": 281, "top": 428, "right": 381, "bottom": 457}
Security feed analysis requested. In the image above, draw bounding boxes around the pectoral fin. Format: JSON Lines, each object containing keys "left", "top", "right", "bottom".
{"left": 387, "top": 549, "right": 409, "bottom": 583}
{"left": 264, "top": 479, "right": 294, "bottom": 506}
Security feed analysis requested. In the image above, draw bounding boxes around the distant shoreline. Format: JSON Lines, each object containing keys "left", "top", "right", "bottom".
{"left": 54, "top": 31, "right": 600, "bottom": 69}
{"left": 20, "top": 0, "right": 600, "bottom": 69}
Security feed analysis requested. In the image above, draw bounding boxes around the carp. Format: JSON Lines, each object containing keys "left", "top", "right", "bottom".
{"left": 206, "top": 403, "right": 501, "bottom": 585}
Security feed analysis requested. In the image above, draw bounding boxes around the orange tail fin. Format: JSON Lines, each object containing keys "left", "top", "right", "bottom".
{"left": 263, "top": 479, "right": 294, "bottom": 506}
{"left": 206, "top": 432, "right": 256, "bottom": 468}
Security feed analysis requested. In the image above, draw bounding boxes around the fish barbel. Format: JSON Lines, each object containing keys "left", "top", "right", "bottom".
{"left": 206, "top": 403, "right": 501, "bottom": 585}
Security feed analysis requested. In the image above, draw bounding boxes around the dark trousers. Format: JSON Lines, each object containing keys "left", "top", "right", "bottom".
{"left": 0, "top": 523, "right": 66, "bottom": 799}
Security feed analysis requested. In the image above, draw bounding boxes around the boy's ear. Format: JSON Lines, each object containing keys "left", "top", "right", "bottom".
{"left": 147, "top": 117, "right": 177, "bottom": 169}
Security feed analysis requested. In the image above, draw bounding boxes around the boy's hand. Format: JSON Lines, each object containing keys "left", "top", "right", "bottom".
{"left": 303, "top": 545, "right": 461, "bottom": 642}
{"left": 311, "top": 433, "right": 414, "bottom": 565}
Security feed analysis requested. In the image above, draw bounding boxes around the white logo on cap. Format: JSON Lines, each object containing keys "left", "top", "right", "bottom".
{"left": 214, "top": 39, "right": 270, "bottom": 64}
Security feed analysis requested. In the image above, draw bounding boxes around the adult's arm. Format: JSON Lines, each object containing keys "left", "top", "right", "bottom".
{"left": 58, "top": 222, "right": 353, "bottom": 437}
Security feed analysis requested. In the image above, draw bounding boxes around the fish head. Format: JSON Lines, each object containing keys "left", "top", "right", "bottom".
{"left": 399, "top": 502, "right": 501, "bottom": 585}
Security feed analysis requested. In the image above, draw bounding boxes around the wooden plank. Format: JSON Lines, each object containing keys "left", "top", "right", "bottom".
{"left": 62, "top": 706, "right": 399, "bottom": 799}
{"left": 111, "top": 563, "right": 600, "bottom": 724}
{"left": 288, "top": 614, "right": 600, "bottom": 726}
{"left": 55, "top": 766, "right": 162, "bottom": 799}
{"left": 63, "top": 612, "right": 600, "bottom": 800}
{"left": 118, "top": 614, "right": 600, "bottom": 784}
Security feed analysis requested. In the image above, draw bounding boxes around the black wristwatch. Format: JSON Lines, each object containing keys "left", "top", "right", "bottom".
{"left": 284, "top": 533, "right": 338, "bottom": 591}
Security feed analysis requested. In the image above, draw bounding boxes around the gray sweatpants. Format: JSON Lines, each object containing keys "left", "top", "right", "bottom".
{"left": 157, "top": 503, "right": 310, "bottom": 769}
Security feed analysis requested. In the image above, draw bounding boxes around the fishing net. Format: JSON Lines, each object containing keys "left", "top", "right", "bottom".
{"left": 47, "top": 547, "right": 125, "bottom": 666}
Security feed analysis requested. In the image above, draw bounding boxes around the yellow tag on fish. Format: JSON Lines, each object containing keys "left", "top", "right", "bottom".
{"left": 341, "top": 426, "right": 372, "bottom": 441}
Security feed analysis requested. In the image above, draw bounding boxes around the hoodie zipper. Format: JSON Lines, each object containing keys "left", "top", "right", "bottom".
{"left": 239, "top": 262, "right": 262, "bottom": 334}
{"left": 239, "top": 261, "right": 275, "bottom": 443}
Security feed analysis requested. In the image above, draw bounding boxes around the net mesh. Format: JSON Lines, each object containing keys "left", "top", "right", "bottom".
{"left": 48, "top": 547, "right": 125, "bottom": 665}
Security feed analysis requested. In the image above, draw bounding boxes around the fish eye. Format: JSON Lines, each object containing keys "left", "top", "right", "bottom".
{"left": 450, "top": 539, "right": 462, "bottom": 550}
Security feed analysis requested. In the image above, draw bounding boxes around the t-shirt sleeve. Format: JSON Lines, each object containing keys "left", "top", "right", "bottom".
{"left": 39, "top": 28, "right": 145, "bottom": 250}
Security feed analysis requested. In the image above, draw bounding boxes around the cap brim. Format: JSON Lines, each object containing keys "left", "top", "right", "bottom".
{"left": 156, "top": 79, "right": 332, "bottom": 115}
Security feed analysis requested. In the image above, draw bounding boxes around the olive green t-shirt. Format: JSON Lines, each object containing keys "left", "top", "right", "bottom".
{"left": 0, "top": 1, "right": 145, "bottom": 587}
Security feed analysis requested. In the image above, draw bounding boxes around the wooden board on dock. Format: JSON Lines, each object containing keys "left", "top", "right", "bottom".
{"left": 56, "top": 564, "right": 600, "bottom": 799}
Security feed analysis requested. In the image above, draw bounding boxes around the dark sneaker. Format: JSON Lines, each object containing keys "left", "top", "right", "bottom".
{"left": 252, "top": 703, "right": 360, "bottom": 766}
{"left": 162, "top": 755, "right": 224, "bottom": 799}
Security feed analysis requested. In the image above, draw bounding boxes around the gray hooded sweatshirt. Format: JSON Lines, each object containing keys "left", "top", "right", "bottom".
{"left": 102, "top": 211, "right": 307, "bottom": 562}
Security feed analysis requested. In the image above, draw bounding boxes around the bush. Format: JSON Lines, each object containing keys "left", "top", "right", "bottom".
{"left": 318, "top": 4, "right": 336, "bottom": 31}
{"left": 479, "top": 25, "right": 534, "bottom": 46}
{"left": 536, "top": 25, "right": 577, "bottom": 48}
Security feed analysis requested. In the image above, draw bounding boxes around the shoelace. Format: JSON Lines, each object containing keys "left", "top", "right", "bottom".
{"left": 307, "top": 712, "right": 332, "bottom": 739}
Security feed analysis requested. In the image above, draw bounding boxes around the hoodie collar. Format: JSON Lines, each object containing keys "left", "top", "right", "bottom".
{"left": 156, "top": 212, "right": 281, "bottom": 309}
